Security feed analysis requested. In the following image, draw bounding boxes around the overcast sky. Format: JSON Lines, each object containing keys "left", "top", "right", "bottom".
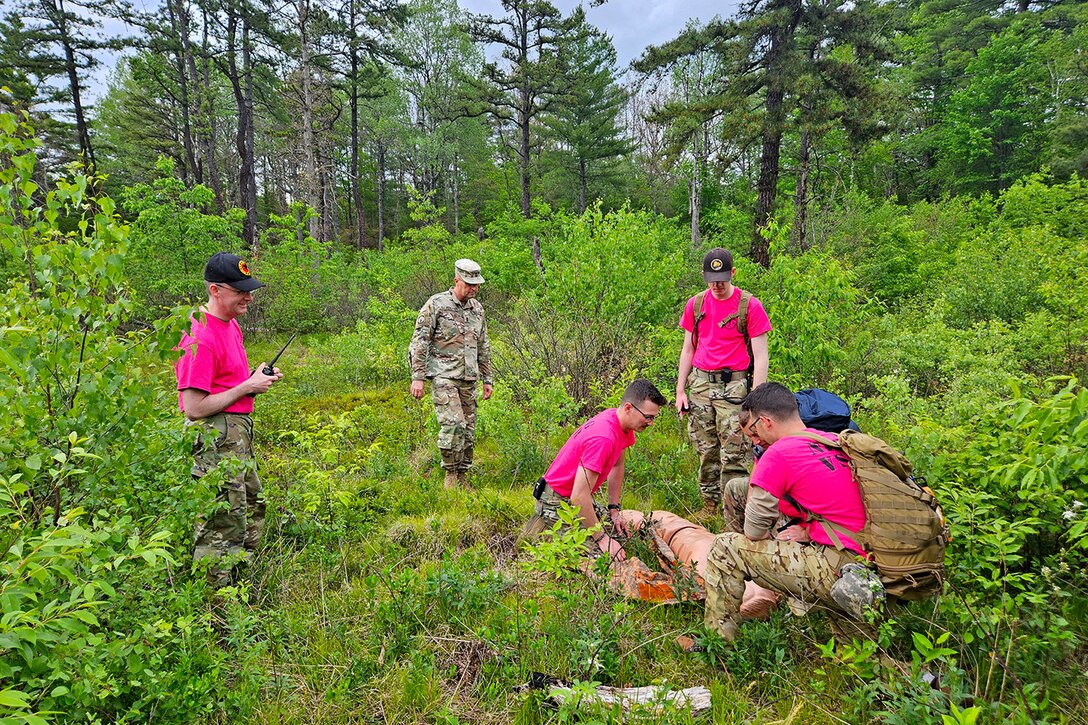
{"left": 461, "top": 0, "right": 738, "bottom": 67}
{"left": 84, "top": 0, "right": 739, "bottom": 103}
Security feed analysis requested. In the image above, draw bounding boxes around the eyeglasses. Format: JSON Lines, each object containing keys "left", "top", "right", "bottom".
{"left": 214, "top": 284, "right": 254, "bottom": 297}
{"left": 741, "top": 414, "right": 767, "bottom": 437}
{"left": 630, "top": 402, "right": 657, "bottom": 423}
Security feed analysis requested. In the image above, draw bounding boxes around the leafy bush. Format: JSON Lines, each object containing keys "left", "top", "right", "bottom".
{"left": 0, "top": 111, "right": 247, "bottom": 723}
{"left": 120, "top": 156, "right": 245, "bottom": 318}
{"left": 495, "top": 204, "right": 688, "bottom": 409}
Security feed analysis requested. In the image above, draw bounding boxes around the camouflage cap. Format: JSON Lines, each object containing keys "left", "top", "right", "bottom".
{"left": 455, "top": 258, "right": 485, "bottom": 284}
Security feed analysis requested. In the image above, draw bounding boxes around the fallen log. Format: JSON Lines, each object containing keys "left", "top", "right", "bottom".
{"left": 546, "top": 683, "right": 713, "bottom": 716}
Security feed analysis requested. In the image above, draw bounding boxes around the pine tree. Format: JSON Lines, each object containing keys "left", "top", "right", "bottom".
{"left": 543, "top": 12, "right": 630, "bottom": 213}
{"left": 637, "top": 0, "right": 893, "bottom": 266}
{"left": 468, "top": 0, "right": 569, "bottom": 218}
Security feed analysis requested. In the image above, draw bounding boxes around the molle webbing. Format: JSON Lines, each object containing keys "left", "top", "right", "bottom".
{"left": 786, "top": 430, "right": 949, "bottom": 601}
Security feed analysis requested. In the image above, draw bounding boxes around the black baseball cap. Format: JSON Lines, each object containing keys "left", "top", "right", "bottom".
{"left": 702, "top": 247, "right": 734, "bottom": 282}
{"left": 204, "top": 252, "right": 265, "bottom": 292}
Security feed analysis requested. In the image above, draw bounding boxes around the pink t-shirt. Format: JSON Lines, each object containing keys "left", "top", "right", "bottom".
{"left": 679, "top": 287, "right": 771, "bottom": 371}
{"left": 750, "top": 431, "right": 866, "bottom": 555}
{"left": 544, "top": 409, "right": 635, "bottom": 497}
{"left": 175, "top": 311, "right": 254, "bottom": 415}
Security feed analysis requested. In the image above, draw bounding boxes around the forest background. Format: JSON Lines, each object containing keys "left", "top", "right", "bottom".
{"left": 1, "top": 0, "right": 1088, "bottom": 721}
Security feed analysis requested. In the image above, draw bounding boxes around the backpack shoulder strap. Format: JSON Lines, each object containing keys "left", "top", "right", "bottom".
{"left": 691, "top": 290, "right": 708, "bottom": 352}
{"left": 737, "top": 289, "right": 752, "bottom": 342}
{"left": 791, "top": 431, "right": 841, "bottom": 449}
{"left": 719, "top": 287, "right": 754, "bottom": 377}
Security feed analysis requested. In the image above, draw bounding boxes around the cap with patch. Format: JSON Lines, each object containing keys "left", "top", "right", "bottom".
{"left": 204, "top": 252, "right": 265, "bottom": 292}
{"left": 702, "top": 247, "right": 734, "bottom": 282}
{"left": 454, "top": 258, "right": 485, "bottom": 284}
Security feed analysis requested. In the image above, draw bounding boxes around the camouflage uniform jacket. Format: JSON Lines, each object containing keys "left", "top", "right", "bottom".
{"left": 410, "top": 289, "right": 493, "bottom": 383}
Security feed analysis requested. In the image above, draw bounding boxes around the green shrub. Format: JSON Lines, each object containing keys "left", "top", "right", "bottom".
{"left": 0, "top": 111, "right": 250, "bottom": 724}
{"left": 120, "top": 156, "right": 245, "bottom": 318}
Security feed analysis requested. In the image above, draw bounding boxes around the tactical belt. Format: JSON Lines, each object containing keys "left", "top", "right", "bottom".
{"left": 692, "top": 367, "right": 748, "bottom": 384}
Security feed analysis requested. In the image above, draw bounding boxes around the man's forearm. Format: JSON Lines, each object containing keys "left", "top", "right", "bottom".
{"left": 570, "top": 486, "right": 601, "bottom": 531}
{"left": 750, "top": 334, "right": 769, "bottom": 388}
{"left": 182, "top": 385, "right": 251, "bottom": 420}
{"left": 677, "top": 344, "right": 695, "bottom": 395}
{"left": 743, "top": 485, "right": 780, "bottom": 540}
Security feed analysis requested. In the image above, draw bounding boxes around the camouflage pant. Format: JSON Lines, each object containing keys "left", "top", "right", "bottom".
{"left": 687, "top": 370, "right": 752, "bottom": 504}
{"left": 522, "top": 484, "right": 611, "bottom": 546}
{"left": 703, "top": 533, "right": 881, "bottom": 641}
{"left": 188, "top": 412, "right": 265, "bottom": 586}
{"left": 431, "top": 377, "right": 478, "bottom": 471}
{"left": 721, "top": 476, "right": 751, "bottom": 534}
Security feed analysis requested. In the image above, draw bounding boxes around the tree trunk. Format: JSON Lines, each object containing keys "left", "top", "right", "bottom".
{"left": 223, "top": 9, "right": 258, "bottom": 251}
{"left": 54, "top": 0, "right": 95, "bottom": 170}
{"left": 166, "top": 0, "right": 199, "bottom": 183}
{"left": 451, "top": 158, "right": 460, "bottom": 232}
{"left": 297, "top": 0, "right": 320, "bottom": 241}
{"left": 517, "top": 8, "right": 531, "bottom": 218}
{"left": 750, "top": 0, "right": 801, "bottom": 269}
{"left": 348, "top": 3, "right": 366, "bottom": 249}
{"left": 689, "top": 149, "right": 702, "bottom": 248}
{"left": 792, "top": 127, "right": 810, "bottom": 251}
{"left": 241, "top": 19, "right": 258, "bottom": 253}
{"left": 376, "top": 140, "right": 385, "bottom": 251}
{"left": 751, "top": 86, "right": 783, "bottom": 268}
{"left": 198, "top": 6, "right": 225, "bottom": 210}
{"left": 578, "top": 155, "right": 587, "bottom": 213}
{"left": 518, "top": 96, "right": 531, "bottom": 218}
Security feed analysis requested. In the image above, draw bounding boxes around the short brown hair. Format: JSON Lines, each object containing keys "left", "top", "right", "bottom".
{"left": 741, "top": 382, "right": 799, "bottom": 422}
{"left": 622, "top": 379, "right": 667, "bottom": 407}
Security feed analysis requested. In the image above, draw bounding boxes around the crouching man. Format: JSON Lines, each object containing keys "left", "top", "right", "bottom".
{"left": 524, "top": 379, "right": 666, "bottom": 561}
{"left": 703, "top": 382, "right": 885, "bottom": 641}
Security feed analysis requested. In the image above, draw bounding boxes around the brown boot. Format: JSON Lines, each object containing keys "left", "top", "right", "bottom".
{"left": 702, "top": 500, "right": 720, "bottom": 518}
{"left": 443, "top": 470, "right": 459, "bottom": 489}
{"left": 457, "top": 471, "right": 473, "bottom": 489}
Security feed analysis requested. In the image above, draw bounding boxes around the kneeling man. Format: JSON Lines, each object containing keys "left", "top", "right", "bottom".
{"left": 703, "top": 382, "right": 884, "bottom": 641}
{"left": 526, "top": 379, "right": 666, "bottom": 561}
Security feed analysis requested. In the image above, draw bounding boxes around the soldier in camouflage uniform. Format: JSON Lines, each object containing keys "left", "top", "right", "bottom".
{"left": 409, "top": 259, "right": 494, "bottom": 489}
{"left": 676, "top": 249, "right": 771, "bottom": 517}
{"left": 703, "top": 382, "right": 885, "bottom": 642}
{"left": 176, "top": 252, "right": 283, "bottom": 588}
{"left": 525, "top": 379, "right": 666, "bottom": 561}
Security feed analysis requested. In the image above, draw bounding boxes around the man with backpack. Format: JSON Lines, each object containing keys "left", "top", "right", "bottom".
{"left": 676, "top": 248, "right": 772, "bottom": 518}
{"left": 705, "top": 382, "right": 884, "bottom": 641}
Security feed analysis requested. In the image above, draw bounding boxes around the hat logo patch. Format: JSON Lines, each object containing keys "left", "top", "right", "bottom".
{"left": 238, "top": 260, "right": 251, "bottom": 276}
{"left": 710, "top": 259, "right": 723, "bottom": 271}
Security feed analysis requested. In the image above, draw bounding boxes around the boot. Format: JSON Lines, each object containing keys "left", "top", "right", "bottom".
{"left": 457, "top": 470, "right": 472, "bottom": 489}
{"left": 701, "top": 499, "right": 720, "bottom": 518}
{"left": 443, "top": 470, "right": 459, "bottom": 489}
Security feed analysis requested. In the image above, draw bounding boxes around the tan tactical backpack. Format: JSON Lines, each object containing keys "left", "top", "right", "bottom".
{"left": 790, "top": 430, "right": 950, "bottom": 601}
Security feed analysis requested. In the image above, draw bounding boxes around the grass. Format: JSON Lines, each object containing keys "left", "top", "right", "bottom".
{"left": 209, "top": 335, "right": 1071, "bottom": 723}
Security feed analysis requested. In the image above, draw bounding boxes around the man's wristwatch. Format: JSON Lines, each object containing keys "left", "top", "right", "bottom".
{"left": 607, "top": 504, "right": 621, "bottom": 511}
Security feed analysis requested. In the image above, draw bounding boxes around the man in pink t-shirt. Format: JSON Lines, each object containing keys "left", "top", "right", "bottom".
{"left": 525, "top": 379, "right": 667, "bottom": 561}
{"left": 676, "top": 248, "right": 771, "bottom": 517}
{"left": 703, "top": 382, "right": 885, "bottom": 642}
{"left": 176, "top": 252, "right": 283, "bottom": 588}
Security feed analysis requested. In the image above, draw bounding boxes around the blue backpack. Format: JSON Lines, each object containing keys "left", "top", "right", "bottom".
{"left": 795, "top": 388, "right": 859, "bottom": 433}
